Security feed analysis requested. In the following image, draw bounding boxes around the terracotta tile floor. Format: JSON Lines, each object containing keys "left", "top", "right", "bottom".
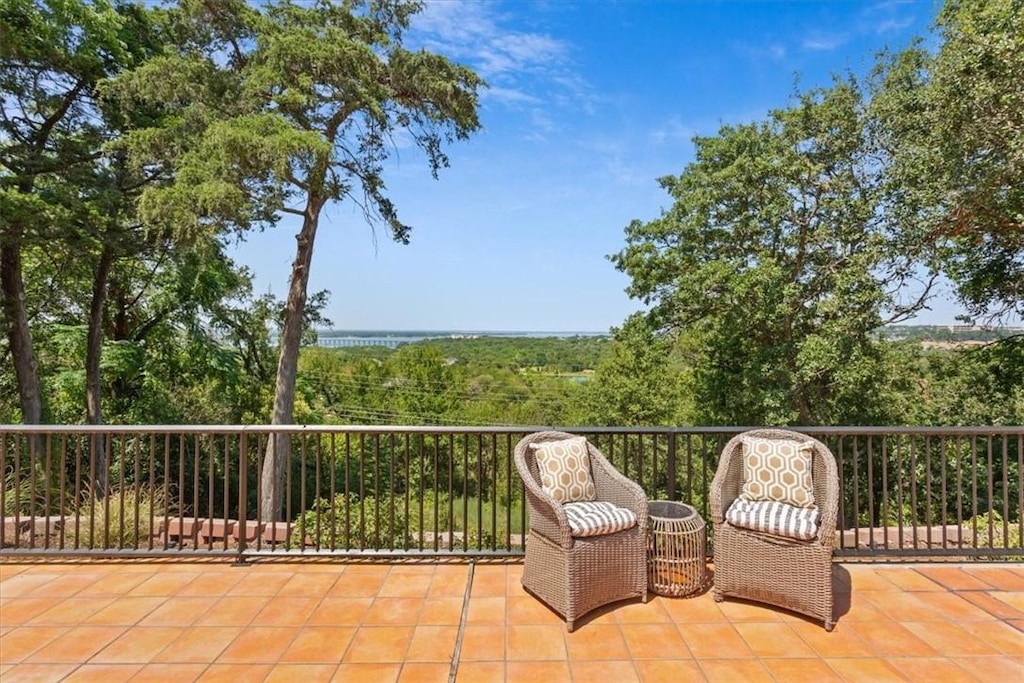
{"left": 1, "top": 560, "right": 1021, "bottom": 682}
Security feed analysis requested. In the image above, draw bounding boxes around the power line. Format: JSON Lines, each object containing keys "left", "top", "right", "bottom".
{"left": 329, "top": 404, "right": 520, "bottom": 427}
{"left": 312, "top": 374, "right": 586, "bottom": 407}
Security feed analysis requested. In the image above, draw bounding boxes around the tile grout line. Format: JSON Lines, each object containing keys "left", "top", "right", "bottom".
{"left": 447, "top": 561, "right": 475, "bottom": 683}
{"left": 912, "top": 565, "right": 1024, "bottom": 627}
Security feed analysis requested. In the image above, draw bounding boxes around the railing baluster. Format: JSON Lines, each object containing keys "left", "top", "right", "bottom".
{"left": 852, "top": 435, "right": 861, "bottom": 551}
{"left": 909, "top": 437, "right": 917, "bottom": 550}
{"left": 403, "top": 433, "right": 410, "bottom": 552}
{"left": 986, "top": 434, "right": 994, "bottom": 549}
{"left": 938, "top": 436, "right": 947, "bottom": 549}
{"left": 388, "top": 433, "right": 396, "bottom": 552}
{"left": 344, "top": 432, "right": 352, "bottom": 552}
{"left": 881, "top": 436, "right": 889, "bottom": 550}
{"left": 74, "top": 435, "right": 83, "bottom": 550}
{"left": 1001, "top": 433, "right": 1010, "bottom": 550}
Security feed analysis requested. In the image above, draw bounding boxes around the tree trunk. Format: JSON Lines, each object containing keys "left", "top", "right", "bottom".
{"left": 260, "top": 203, "right": 322, "bottom": 523}
{"left": 1, "top": 233, "right": 44, "bottom": 426}
{"left": 86, "top": 244, "right": 115, "bottom": 495}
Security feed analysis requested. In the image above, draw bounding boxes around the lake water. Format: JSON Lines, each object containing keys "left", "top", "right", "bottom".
{"left": 312, "top": 330, "right": 608, "bottom": 348}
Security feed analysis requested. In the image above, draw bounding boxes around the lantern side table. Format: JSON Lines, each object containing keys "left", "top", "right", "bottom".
{"left": 647, "top": 500, "right": 709, "bottom": 597}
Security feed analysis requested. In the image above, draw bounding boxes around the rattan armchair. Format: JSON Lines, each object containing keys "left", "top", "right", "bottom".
{"left": 710, "top": 428, "right": 839, "bottom": 630}
{"left": 514, "top": 431, "right": 648, "bottom": 631}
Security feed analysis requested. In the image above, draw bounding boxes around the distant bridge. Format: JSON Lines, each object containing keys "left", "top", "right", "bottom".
{"left": 317, "top": 337, "right": 414, "bottom": 348}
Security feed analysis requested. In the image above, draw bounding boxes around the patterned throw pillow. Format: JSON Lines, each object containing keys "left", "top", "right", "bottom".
{"left": 563, "top": 501, "right": 637, "bottom": 537}
{"left": 739, "top": 435, "right": 816, "bottom": 508}
{"left": 726, "top": 499, "right": 820, "bottom": 541}
{"left": 529, "top": 436, "right": 596, "bottom": 503}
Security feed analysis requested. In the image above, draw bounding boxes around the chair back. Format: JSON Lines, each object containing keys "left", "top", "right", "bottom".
{"left": 713, "top": 428, "right": 839, "bottom": 539}
{"left": 514, "top": 430, "right": 587, "bottom": 491}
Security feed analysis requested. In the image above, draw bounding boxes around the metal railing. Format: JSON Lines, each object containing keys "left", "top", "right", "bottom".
{"left": 1, "top": 425, "right": 1020, "bottom": 561}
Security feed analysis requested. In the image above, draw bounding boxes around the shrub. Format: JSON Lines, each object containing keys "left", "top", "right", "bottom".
{"left": 65, "top": 487, "right": 170, "bottom": 549}
{"left": 450, "top": 527, "right": 497, "bottom": 551}
{"left": 290, "top": 493, "right": 412, "bottom": 550}
{"left": 963, "top": 510, "right": 1022, "bottom": 552}
{"left": 409, "top": 490, "right": 450, "bottom": 536}
{"left": 2, "top": 467, "right": 65, "bottom": 516}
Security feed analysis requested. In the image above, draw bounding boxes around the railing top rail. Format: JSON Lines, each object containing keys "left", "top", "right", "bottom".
{"left": 0, "top": 424, "right": 1021, "bottom": 435}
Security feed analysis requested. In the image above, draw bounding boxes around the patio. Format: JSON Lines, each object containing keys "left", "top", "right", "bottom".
{"left": 1, "top": 560, "right": 1021, "bottom": 682}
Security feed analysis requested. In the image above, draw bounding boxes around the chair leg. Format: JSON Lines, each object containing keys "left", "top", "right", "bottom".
{"left": 566, "top": 618, "right": 575, "bottom": 633}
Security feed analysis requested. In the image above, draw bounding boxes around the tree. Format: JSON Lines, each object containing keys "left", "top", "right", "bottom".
{"left": 580, "top": 314, "right": 686, "bottom": 426}
{"left": 2, "top": 0, "right": 169, "bottom": 495}
{"left": 612, "top": 80, "right": 929, "bottom": 426}
{"left": 110, "top": 0, "right": 483, "bottom": 522}
{"left": 872, "top": 0, "right": 1024, "bottom": 322}
{"left": 1, "top": 0, "right": 133, "bottom": 427}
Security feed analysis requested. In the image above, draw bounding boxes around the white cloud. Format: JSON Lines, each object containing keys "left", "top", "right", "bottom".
{"left": 738, "top": 1, "right": 919, "bottom": 58}
{"left": 414, "top": 1, "right": 566, "bottom": 76}
{"left": 863, "top": 1, "right": 919, "bottom": 29}
{"left": 802, "top": 32, "right": 849, "bottom": 51}
{"left": 857, "top": 0, "right": 920, "bottom": 36}
{"left": 411, "top": 0, "right": 591, "bottom": 111}
{"left": 483, "top": 87, "right": 541, "bottom": 105}
{"left": 734, "top": 41, "right": 788, "bottom": 61}
{"left": 529, "top": 109, "right": 556, "bottom": 133}
{"left": 489, "top": 32, "right": 565, "bottom": 73}
{"left": 875, "top": 16, "right": 916, "bottom": 34}
{"left": 649, "top": 117, "right": 696, "bottom": 146}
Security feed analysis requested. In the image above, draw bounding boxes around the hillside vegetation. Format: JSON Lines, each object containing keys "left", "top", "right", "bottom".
{"left": 1, "top": 0, "right": 1021, "bottom": 431}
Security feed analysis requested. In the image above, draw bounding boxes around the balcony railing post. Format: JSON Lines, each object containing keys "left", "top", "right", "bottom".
{"left": 235, "top": 431, "right": 248, "bottom": 566}
{"left": 667, "top": 432, "right": 677, "bottom": 501}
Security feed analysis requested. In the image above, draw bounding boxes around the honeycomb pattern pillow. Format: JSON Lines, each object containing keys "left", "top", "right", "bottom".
{"left": 739, "top": 435, "right": 816, "bottom": 509}
{"left": 529, "top": 437, "right": 596, "bottom": 503}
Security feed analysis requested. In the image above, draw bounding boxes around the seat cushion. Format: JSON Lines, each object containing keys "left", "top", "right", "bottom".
{"left": 529, "top": 436, "right": 596, "bottom": 503}
{"left": 563, "top": 501, "right": 637, "bottom": 538}
{"left": 739, "top": 435, "right": 816, "bottom": 508}
{"left": 725, "top": 499, "right": 820, "bottom": 541}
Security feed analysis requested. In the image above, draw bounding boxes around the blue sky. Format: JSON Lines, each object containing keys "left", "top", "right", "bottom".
{"left": 231, "top": 0, "right": 952, "bottom": 333}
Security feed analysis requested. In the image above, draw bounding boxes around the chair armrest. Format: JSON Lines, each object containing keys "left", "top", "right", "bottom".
{"left": 813, "top": 440, "right": 840, "bottom": 549}
{"left": 590, "top": 452, "right": 648, "bottom": 532}
{"left": 710, "top": 435, "right": 744, "bottom": 524}
{"left": 518, "top": 457, "right": 573, "bottom": 548}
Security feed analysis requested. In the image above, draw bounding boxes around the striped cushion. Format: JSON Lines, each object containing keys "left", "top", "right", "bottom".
{"left": 563, "top": 501, "right": 637, "bottom": 538}
{"left": 725, "top": 499, "right": 820, "bottom": 541}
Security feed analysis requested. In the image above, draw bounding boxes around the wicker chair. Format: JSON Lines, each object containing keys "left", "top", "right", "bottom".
{"left": 514, "top": 431, "right": 648, "bottom": 631}
{"left": 710, "top": 428, "right": 839, "bottom": 630}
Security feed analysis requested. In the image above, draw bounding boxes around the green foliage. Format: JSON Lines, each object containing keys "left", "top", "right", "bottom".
{"left": 612, "top": 80, "right": 919, "bottom": 426}
{"left": 1, "top": 0, "right": 163, "bottom": 429}
{"left": 65, "top": 486, "right": 170, "bottom": 550}
{"left": 579, "top": 314, "right": 688, "bottom": 426}
{"left": 450, "top": 527, "right": 498, "bottom": 552}
{"left": 295, "top": 339, "right": 588, "bottom": 427}
{"left": 890, "top": 338, "right": 1024, "bottom": 425}
{"left": 2, "top": 466, "right": 64, "bottom": 516}
{"left": 963, "top": 510, "right": 1021, "bottom": 551}
{"left": 102, "top": 0, "right": 485, "bottom": 521}
{"left": 290, "top": 493, "right": 411, "bottom": 550}
{"left": 872, "top": 0, "right": 1024, "bottom": 321}
{"left": 24, "top": 240, "right": 279, "bottom": 426}
{"left": 415, "top": 335, "right": 610, "bottom": 373}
